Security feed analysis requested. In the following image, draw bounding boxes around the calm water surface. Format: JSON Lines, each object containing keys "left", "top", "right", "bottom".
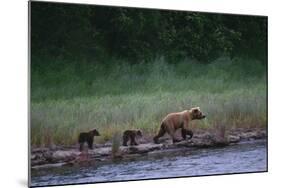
{"left": 31, "top": 140, "right": 267, "bottom": 187}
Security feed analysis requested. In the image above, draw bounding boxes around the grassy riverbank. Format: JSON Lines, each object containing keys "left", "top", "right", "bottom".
{"left": 31, "top": 57, "right": 267, "bottom": 147}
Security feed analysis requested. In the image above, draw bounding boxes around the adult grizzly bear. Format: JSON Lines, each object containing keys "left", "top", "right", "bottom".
{"left": 153, "top": 107, "right": 206, "bottom": 144}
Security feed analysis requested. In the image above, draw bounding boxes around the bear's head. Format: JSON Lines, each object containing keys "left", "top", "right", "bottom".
{"left": 136, "top": 130, "right": 143, "bottom": 137}
{"left": 90, "top": 129, "right": 100, "bottom": 136}
{"left": 190, "top": 107, "right": 206, "bottom": 120}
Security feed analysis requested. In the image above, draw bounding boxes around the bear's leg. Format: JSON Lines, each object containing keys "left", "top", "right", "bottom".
{"left": 165, "top": 126, "right": 180, "bottom": 143}
{"left": 186, "top": 129, "right": 193, "bottom": 139}
{"left": 87, "top": 138, "right": 93, "bottom": 149}
{"left": 79, "top": 142, "right": 84, "bottom": 151}
{"left": 130, "top": 135, "right": 138, "bottom": 146}
{"left": 123, "top": 135, "right": 129, "bottom": 146}
{"left": 181, "top": 129, "right": 187, "bottom": 140}
{"left": 171, "top": 133, "right": 181, "bottom": 143}
{"left": 181, "top": 129, "right": 193, "bottom": 140}
{"left": 153, "top": 125, "right": 166, "bottom": 144}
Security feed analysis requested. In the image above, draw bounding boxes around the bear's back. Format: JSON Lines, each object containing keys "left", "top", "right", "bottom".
{"left": 163, "top": 110, "right": 189, "bottom": 123}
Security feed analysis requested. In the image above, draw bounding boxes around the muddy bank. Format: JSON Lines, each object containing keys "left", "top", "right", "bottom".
{"left": 31, "top": 128, "right": 266, "bottom": 169}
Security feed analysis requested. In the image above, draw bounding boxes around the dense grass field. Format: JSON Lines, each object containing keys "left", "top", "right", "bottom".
{"left": 31, "top": 57, "right": 267, "bottom": 147}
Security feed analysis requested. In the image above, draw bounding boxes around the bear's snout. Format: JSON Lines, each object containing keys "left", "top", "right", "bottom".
{"left": 198, "top": 113, "right": 206, "bottom": 119}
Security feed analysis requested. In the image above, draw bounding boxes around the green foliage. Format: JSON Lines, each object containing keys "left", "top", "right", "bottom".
{"left": 31, "top": 2, "right": 267, "bottom": 63}
{"left": 30, "top": 2, "right": 267, "bottom": 147}
{"left": 31, "top": 57, "right": 267, "bottom": 147}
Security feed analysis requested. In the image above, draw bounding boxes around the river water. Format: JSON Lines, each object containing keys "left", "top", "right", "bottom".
{"left": 31, "top": 140, "right": 267, "bottom": 187}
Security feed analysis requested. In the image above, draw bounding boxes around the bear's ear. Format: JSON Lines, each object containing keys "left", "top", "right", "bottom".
{"left": 191, "top": 107, "right": 200, "bottom": 111}
{"left": 93, "top": 129, "right": 100, "bottom": 136}
{"left": 91, "top": 129, "right": 97, "bottom": 133}
{"left": 193, "top": 108, "right": 199, "bottom": 112}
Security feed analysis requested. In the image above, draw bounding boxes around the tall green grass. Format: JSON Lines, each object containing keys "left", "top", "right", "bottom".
{"left": 31, "top": 57, "right": 267, "bottom": 147}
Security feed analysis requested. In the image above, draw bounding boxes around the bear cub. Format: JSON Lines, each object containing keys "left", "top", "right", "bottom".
{"left": 122, "top": 129, "right": 143, "bottom": 146}
{"left": 78, "top": 129, "right": 100, "bottom": 151}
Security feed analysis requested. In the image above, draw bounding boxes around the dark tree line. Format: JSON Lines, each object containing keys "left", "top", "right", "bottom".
{"left": 31, "top": 2, "right": 267, "bottom": 63}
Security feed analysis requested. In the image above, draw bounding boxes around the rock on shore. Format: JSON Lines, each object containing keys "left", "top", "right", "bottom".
{"left": 31, "top": 128, "right": 266, "bottom": 169}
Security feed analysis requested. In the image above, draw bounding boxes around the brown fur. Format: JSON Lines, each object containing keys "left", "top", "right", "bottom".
{"left": 123, "top": 129, "right": 142, "bottom": 146}
{"left": 78, "top": 129, "right": 100, "bottom": 151}
{"left": 153, "top": 107, "right": 206, "bottom": 144}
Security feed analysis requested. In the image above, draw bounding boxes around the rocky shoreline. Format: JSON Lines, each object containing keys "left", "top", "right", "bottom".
{"left": 31, "top": 128, "right": 267, "bottom": 169}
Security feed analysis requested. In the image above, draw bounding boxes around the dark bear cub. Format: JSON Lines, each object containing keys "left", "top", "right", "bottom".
{"left": 122, "top": 129, "right": 142, "bottom": 146}
{"left": 78, "top": 129, "right": 100, "bottom": 151}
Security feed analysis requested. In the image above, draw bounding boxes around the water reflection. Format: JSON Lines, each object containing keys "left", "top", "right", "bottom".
{"left": 31, "top": 140, "right": 267, "bottom": 187}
